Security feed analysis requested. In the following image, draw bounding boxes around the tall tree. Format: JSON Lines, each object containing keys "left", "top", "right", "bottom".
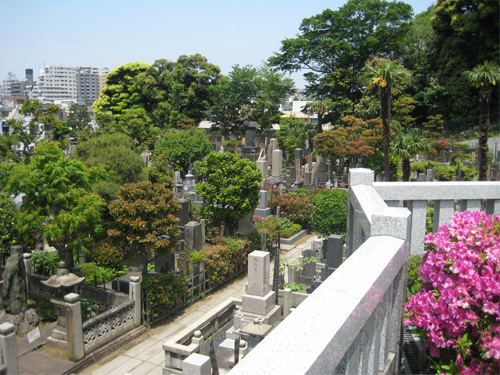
{"left": 0, "top": 142, "right": 109, "bottom": 268}
{"left": 67, "top": 103, "right": 91, "bottom": 139}
{"left": 430, "top": 0, "right": 499, "bottom": 125}
{"left": 269, "top": 0, "right": 412, "bottom": 103}
{"left": 359, "top": 60, "right": 412, "bottom": 181}
{"left": 391, "top": 130, "right": 431, "bottom": 181}
{"left": 108, "top": 181, "right": 180, "bottom": 278}
{"left": 4, "top": 100, "right": 61, "bottom": 163}
{"left": 463, "top": 61, "right": 500, "bottom": 181}
{"left": 195, "top": 152, "right": 261, "bottom": 236}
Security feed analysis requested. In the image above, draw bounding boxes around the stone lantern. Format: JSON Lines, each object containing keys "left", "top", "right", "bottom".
{"left": 41, "top": 261, "right": 84, "bottom": 349}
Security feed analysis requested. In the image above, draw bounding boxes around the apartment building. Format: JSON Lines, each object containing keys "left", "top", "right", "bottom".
{"left": 30, "top": 65, "right": 108, "bottom": 104}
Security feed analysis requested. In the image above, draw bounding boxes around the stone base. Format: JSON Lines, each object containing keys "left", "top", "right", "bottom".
{"left": 47, "top": 336, "right": 68, "bottom": 351}
{"left": 255, "top": 207, "right": 271, "bottom": 218}
{"left": 226, "top": 305, "right": 282, "bottom": 340}
{"left": 0, "top": 309, "right": 41, "bottom": 333}
{"left": 241, "top": 291, "right": 275, "bottom": 315}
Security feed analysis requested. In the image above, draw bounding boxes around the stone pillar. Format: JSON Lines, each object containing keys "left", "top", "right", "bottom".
{"left": 175, "top": 199, "right": 190, "bottom": 227}
{"left": 185, "top": 221, "right": 203, "bottom": 251}
{"left": 183, "top": 353, "right": 211, "bottom": 375}
{"left": 272, "top": 149, "right": 283, "bottom": 177}
{"left": 191, "top": 330, "right": 206, "bottom": 354}
{"left": 256, "top": 158, "right": 268, "bottom": 180}
{"left": 283, "top": 288, "right": 292, "bottom": 319}
{"left": 64, "top": 293, "right": 84, "bottom": 362}
{"left": 23, "top": 253, "right": 32, "bottom": 297}
{"left": 433, "top": 200, "right": 455, "bottom": 233}
{"left": 0, "top": 323, "right": 19, "bottom": 375}
{"left": 326, "top": 235, "right": 344, "bottom": 269}
{"left": 407, "top": 200, "right": 428, "bottom": 255}
{"left": 129, "top": 276, "right": 142, "bottom": 327}
{"left": 294, "top": 148, "right": 303, "bottom": 182}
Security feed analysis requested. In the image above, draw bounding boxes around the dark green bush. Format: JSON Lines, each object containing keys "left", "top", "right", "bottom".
{"left": 32, "top": 250, "right": 60, "bottom": 276}
{"left": 33, "top": 295, "right": 58, "bottom": 321}
{"left": 203, "top": 236, "right": 251, "bottom": 283}
{"left": 91, "top": 238, "right": 124, "bottom": 270}
{"left": 80, "top": 297, "right": 99, "bottom": 322}
{"left": 406, "top": 254, "right": 423, "bottom": 301}
{"left": 142, "top": 272, "right": 186, "bottom": 312}
{"left": 311, "top": 189, "right": 348, "bottom": 237}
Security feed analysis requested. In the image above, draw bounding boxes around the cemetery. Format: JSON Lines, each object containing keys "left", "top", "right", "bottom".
{"left": 0, "top": 3, "right": 499, "bottom": 371}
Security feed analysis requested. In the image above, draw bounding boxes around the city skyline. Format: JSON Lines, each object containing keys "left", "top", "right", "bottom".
{"left": 4, "top": 0, "right": 435, "bottom": 89}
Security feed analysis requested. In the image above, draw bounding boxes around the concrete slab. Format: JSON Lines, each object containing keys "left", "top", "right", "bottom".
{"left": 127, "top": 360, "right": 156, "bottom": 375}
{"left": 144, "top": 349, "right": 165, "bottom": 366}
{"left": 123, "top": 337, "right": 161, "bottom": 357}
{"left": 103, "top": 357, "right": 142, "bottom": 375}
{"left": 18, "top": 351, "right": 74, "bottom": 375}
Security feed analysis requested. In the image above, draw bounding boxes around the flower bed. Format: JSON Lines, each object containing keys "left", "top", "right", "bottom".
{"left": 404, "top": 211, "right": 500, "bottom": 374}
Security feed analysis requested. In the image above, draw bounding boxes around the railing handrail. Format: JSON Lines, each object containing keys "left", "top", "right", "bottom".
{"left": 373, "top": 180, "right": 500, "bottom": 200}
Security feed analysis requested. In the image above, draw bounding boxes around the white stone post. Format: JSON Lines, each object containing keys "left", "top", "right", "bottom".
{"left": 272, "top": 149, "right": 282, "bottom": 177}
{"left": 433, "top": 200, "right": 455, "bottom": 232}
{"left": 0, "top": 323, "right": 19, "bottom": 375}
{"left": 182, "top": 353, "right": 211, "bottom": 375}
{"left": 283, "top": 288, "right": 292, "bottom": 319}
{"left": 407, "top": 200, "right": 428, "bottom": 255}
{"left": 129, "top": 276, "right": 142, "bottom": 328}
{"left": 64, "top": 293, "right": 84, "bottom": 362}
{"left": 23, "top": 253, "right": 33, "bottom": 297}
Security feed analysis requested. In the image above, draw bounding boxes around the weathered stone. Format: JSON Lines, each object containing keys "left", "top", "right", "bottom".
{"left": 2, "top": 252, "right": 27, "bottom": 314}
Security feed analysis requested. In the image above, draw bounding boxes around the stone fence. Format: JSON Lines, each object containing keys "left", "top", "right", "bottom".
{"left": 372, "top": 179, "right": 500, "bottom": 255}
{"left": 230, "top": 168, "right": 411, "bottom": 374}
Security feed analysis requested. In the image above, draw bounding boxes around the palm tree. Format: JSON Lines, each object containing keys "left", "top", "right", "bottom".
{"left": 463, "top": 61, "right": 500, "bottom": 181}
{"left": 391, "top": 130, "right": 431, "bottom": 181}
{"left": 360, "top": 60, "right": 412, "bottom": 181}
{"left": 303, "top": 99, "right": 335, "bottom": 134}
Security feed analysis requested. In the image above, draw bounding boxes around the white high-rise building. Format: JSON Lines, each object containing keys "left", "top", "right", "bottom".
{"left": 32, "top": 65, "right": 108, "bottom": 104}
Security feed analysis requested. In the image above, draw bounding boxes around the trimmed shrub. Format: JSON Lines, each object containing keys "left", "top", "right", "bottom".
{"left": 281, "top": 224, "right": 302, "bottom": 239}
{"left": 311, "top": 189, "right": 348, "bottom": 237}
{"left": 91, "top": 238, "right": 124, "bottom": 270}
{"left": 269, "top": 192, "right": 313, "bottom": 228}
{"left": 203, "top": 236, "right": 250, "bottom": 284}
{"left": 254, "top": 215, "right": 281, "bottom": 253}
{"left": 142, "top": 272, "right": 186, "bottom": 312}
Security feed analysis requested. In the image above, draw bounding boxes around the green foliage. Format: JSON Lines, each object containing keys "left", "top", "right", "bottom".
{"left": 188, "top": 249, "right": 204, "bottom": 263}
{"left": 67, "top": 103, "right": 92, "bottom": 138}
{"left": 0, "top": 192, "right": 17, "bottom": 257}
{"left": 269, "top": 0, "right": 412, "bottom": 108}
{"left": 426, "top": 205, "right": 434, "bottom": 234}
{"left": 145, "top": 154, "right": 174, "bottom": 189}
{"left": 276, "top": 117, "right": 316, "bottom": 163}
{"left": 80, "top": 297, "right": 99, "bottom": 322}
{"left": 203, "top": 236, "right": 251, "bottom": 284}
{"left": 254, "top": 216, "right": 281, "bottom": 253}
{"left": 195, "top": 152, "right": 261, "bottom": 235}
{"left": 284, "top": 282, "right": 307, "bottom": 293}
{"left": 91, "top": 238, "right": 124, "bottom": 270}
{"left": 108, "top": 181, "right": 181, "bottom": 276}
{"left": 80, "top": 262, "right": 124, "bottom": 285}
{"left": 270, "top": 192, "right": 313, "bottom": 228}
{"left": 411, "top": 161, "right": 477, "bottom": 181}
{"left": 32, "top": 250, "right": 60, "bottom": 276}
{"left": 142, "top": 272, "right": 186, "bottom": 312}
{"left": 1, "top": 142, "right": 108, "bottom": 267}
{"left": 74, "top": 132, "right": 146, "bottom": 199}
{"left": 33, "top": 295, "right": 58, "bottom": 322}
{"left": 312, "top": 189, "right": 348, "bottom": 237}
{"left": 154, "top": 128, "right": 213, "bottom": 173}
{"left": 406, "top": 254, "right": 423, "bottom": 301}
{"left": 281, "top": 224, "right": 302, "bottom": 239}
{"left": 279, "top": 217, "right": 293, "bottom": 230}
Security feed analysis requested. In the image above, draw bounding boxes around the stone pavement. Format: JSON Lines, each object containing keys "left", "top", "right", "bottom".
{"left": 17, "top": 234, "right": 318, "bottom": 375}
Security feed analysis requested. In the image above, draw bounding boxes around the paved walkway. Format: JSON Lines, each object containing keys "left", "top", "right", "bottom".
{"left": 79, "top": 234, "right": 317, "bottom": 375}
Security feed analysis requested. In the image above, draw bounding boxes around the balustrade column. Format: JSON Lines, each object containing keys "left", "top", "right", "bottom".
{"left": 65, "top": 293, "right": 84, "bottom": 362}
{"left": 129, "top": 276, "right": 142, "bottom": 327}
{"left": 458, "top": 199, "right": 482, "bottom": 212}
{"left": 433, "top": 200, "right": 455, "bottom": 232}
{"left": 485, "top": 199, "right": 500, "bottom": 215}
{"left": 0, "top": 323, "right": 19, "bottom": 375}
{"left": 407, "top": 200, "right": 427, "bottom": 255}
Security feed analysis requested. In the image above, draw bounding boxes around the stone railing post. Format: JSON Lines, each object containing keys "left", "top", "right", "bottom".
{"left": 129, "top": 276, "right": 142, "bottom": 327}
{"left": 0, "top": 323, "right": 19, "bottom": 375}
{"left": 65, "top": 293, "right": 84, "bottom": 362}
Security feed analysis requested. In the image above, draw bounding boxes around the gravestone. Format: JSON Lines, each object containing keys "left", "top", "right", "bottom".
{"left": 301, "top": 249, "right": 316, "bottom": 283}
{"left": 227, "top": 251, "right": 281, "bottom": 341}
{"left": 238, "top": 213, "right": 253, "bottom": 235}
{"left": 312, "top": 155, "right": 328, "bottom": 186}
{"left": 183, "top": 171, "right": 196, "bottom": 193}
{"left": 175, "top": 199, "right": 190, "bottom": 227}
{"left": 326, "top": 235, "right": 344, "bottom": 269}
{"left": 272, "top": 150, "right": 283, "bottom": 177}
{"left": 256, "top": 158, "right": 268, "bottom": 181}
{"left": 185, "top": 221, "right": 203, "bottom": 251}
{"left": 255, "top": 190, "right": 271, "bottom": 218}
{"left": 294, "top": 148, "right": 303, "bottom": 183}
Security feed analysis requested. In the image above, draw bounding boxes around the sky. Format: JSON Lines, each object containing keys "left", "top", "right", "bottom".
{"left": 3, "top": 0, "right": 435, "bottom": 89}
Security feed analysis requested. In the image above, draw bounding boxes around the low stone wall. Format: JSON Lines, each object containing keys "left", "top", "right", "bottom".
{"left": 81, "top": 285, "right": 128, "bottom": 311}
{"left": 82, "top": 300, "right": 135, "bottom": 355}
{"left": 280, "top": 229, "right": 307, "bottom": 245}
{"left": 163, "top": 299, "right": 237, "bottom": 372}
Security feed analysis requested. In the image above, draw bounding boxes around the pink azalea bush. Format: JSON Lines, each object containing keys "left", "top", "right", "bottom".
{"left": 404, "top": 211, "right": 500, "bottom": 374}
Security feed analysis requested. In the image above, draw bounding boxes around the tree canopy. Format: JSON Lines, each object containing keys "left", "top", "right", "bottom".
{"left": 195, "top": 152, "right": 262, "bottom": 235}
{"left": 0, "top": 142, "right": 109, "bottom": 267}
{"left": 269, "top": 0, "right": 413, "bottom": 106}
